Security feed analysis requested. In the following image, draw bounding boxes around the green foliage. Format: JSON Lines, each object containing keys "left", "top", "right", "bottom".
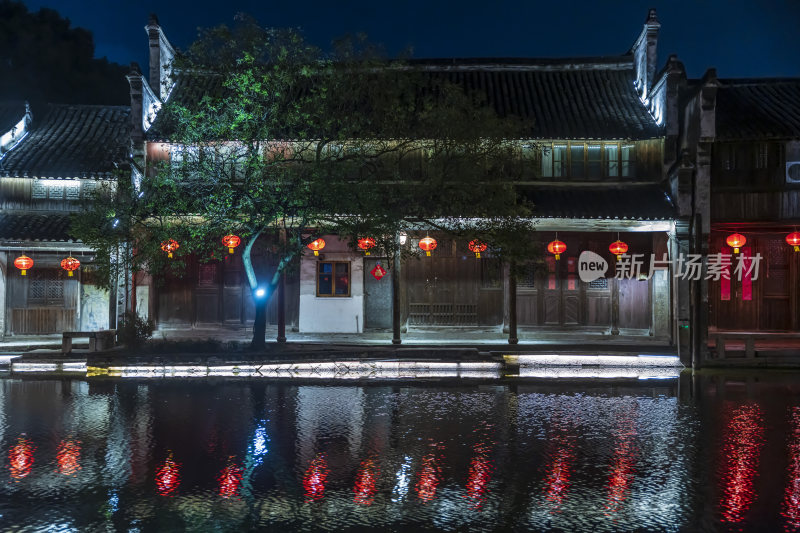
{"left": 117, "top": 311, "right": 155, "bottom": 347}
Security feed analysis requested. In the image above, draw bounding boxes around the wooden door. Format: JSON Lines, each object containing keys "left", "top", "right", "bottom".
{"left": 364, "top": 257, "right": 392, "bottom": 329}
{"left": 542, "top": 255, "right": 579, "bottom": 326}
{"left": 195, "top": 262, "right": 221, "bottom": 324}
{"left": 760, "top": 237, "right": 791, "bottom": 330}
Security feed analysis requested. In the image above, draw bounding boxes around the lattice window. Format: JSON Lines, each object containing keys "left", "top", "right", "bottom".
{"left": 32, "top": 180, "right": 47, "bottom": 198}
{"left": 481, "top": 258, "right": 502, "bottom": 288}
{"left": 65, "top": 182, "right": 81, "bottom": 200}
{"left": 28, "top": 269, "right": 64, "bottom": 306}
{"left": 198, "top": 263, "right": 218, "bottom": 286}
{"left": 767, "top": 239, "right": 788, "bottom": 267}
{"left": 518, "top": 263, "right": 536, "bottom": 289}
{"left": 588, "top": 277, "right": 609, "bottom": 290}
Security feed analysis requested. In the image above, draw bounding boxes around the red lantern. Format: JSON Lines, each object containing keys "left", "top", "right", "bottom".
{"left": 787, "top": 232, "right": 800, "bottom": 252}
{"left": 14, "top": 255, "right": 33, "bottom": 276}
{"left": 357, "top": 237, "right": 376, "bottom": 255}
{"left": 60, "top": 256, "right": 80, "bottom": 277}
{"left": 419, "top": 237, "right": 437, "bottom": 257}
{"left": 609, "top": 240, "right": 629, "bottom": 260}
{"left": 726, "top": 233, "right": 746, "bottom": 254}
{"left": 160, "top": 239, "right": 179, "bottom": 258}
{"left": 468, "top": 240, "right": 487, "bottom": 259}
{"left": 222, "top": 234, "right": 241, "bottom": 254}
{"left": 547, "top": 240, "right": 566, "bottom": 260}
{"left": 308, "top": 238, "right": 326, "bottom": 256}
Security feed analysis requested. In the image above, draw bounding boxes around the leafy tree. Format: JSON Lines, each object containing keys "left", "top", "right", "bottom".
{"left": 73, "top": 16, "right": 539, "bottom": 348}
{"left": 0, "top": 0, "right": 129, "bottom": 105}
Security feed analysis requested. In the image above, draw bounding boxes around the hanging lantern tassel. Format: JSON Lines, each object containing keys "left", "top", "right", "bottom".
{"left": 547, "top": 239, "right": 566, "bottom": 261}
{"left": 419, "top": 237, "right": 438, "bottom": 257}
{"left": 308, "top": 238, "right": 326, "bottom": 257}
{"left": 726, "top": 233, "right": 746, "bottom": 254}
{"left": 787, "top": 231, "right": 800, "bottom": 252}
{"left": 468, "top": 240, "right": 487, "bottom": 259}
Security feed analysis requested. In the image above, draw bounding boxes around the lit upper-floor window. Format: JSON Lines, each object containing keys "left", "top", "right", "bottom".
{"left": 540, "top": 141, "right": 636, "bottom": 179}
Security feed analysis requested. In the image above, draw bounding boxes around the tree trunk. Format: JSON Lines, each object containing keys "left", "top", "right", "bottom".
{"left": 252, "top": 289, "right": 267, "bottom": 350}
{"left": 392, "top": 251, "right": 402, "bottom": 344}
{"left": 277, "top": 270, "right": 286, "bottom": 343}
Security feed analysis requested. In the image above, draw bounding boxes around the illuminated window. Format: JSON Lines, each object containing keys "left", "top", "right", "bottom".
{"left": 317, "top": 261, "right": 350, "bottom": 297}
{"left": 621, "top": 145, "right": 636, "bottom": 177}
{"left": 541, "top": 144, "right": 566, "bottom": 177}
{"left": 587, "top": 144, "right": 602, "bottom": 178}
{"left": 570, "top": 145, "right": 585, "bottom": 177}
{"left": 605, "top": 145, "right": 619, "bottom": 177}
{"left": 28, "top": 269, "right": 65, "bottom": 306}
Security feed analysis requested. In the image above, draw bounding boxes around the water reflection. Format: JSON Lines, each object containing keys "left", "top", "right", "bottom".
{"left": 718, "top": 403, "right": 765, "bottom": 524}
{"left": 1, "top": 375, "right": 800, "bottom": 531}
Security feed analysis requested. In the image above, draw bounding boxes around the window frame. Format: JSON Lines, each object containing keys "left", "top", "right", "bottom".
{"left": 540, "top": 141, "right": 636, "bottom": 179}
{"left": 27, "top": 268, "right": 66, "bottom": 307}
{"left": 316, "top": 261, "right": 351, "bottom": 297}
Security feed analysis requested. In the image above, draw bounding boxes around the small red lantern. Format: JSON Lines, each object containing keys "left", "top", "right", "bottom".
{"left": 419, "top": 237, "right": 437, "bottom": 257}
{"left": 726, "top": 233, "right": 746, "bottom": 254}
{"left": 787, "top": 232, "right": 800, "bottom": 252}
{"left": 222, "top": 234, "right": 241, "bottom": 254}
{"left": 609, "top": 240, "right": 629, "bottom": 260}
{"left": 308, "top": 238, "right": 326, "bottom": 256}
{"left": 547, "top": 240, "right": 566, "bottom": 260}
{"left": 468, "top": 239, "right": 487, "bottom": 258}
{"left": 160, "top": 239, "right": 179, "bottom": 258}
{"left": 60, "top": 256, "right": 80, "bottom": 277}
{"left": 14, "top": 255, "right": 33, "bottom": 276}
{"left": 357, "top": 237, "right": 376, "bottom": 255}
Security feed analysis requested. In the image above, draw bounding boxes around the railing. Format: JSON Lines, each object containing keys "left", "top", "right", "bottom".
{"left": 709, "top": 332, "right": 800, "bottom": 359}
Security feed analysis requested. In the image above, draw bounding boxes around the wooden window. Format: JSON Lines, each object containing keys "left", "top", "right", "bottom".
{"left": 755, "top": 143, "right": 769, "bottom": 169}
{"left": 605, "top": 145, "right": 619, "bottom": 177}
{"left": 587, "top": 144, "right": 602, "bottom": 178}
{"left": 621, "top": 145, "right": 636, "bottom": 177}
{"left": 317, "top": 261, "right": 350, "bottom": 297}
{"left": 28, "top": 269, "right": 65, "bottom": 306}
{"left": 570, "top": 145, "right": 585, "bottom": 177}
{"left": 722, "top": 144, "right": 737, "bottom": 171}
{"left": 198, "top": 263, "right": 218, "bottom": 286}
{"left": 518, "top": 263, "right": 536, "bottom": 289}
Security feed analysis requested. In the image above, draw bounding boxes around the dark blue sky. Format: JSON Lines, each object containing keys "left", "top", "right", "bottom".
{"left": 21, "top": 0, "right": 800, "bottom": 79}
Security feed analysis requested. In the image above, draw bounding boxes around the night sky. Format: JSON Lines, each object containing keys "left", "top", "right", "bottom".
{"left": 19, "top": 0, "right": 800, "bottom": 79}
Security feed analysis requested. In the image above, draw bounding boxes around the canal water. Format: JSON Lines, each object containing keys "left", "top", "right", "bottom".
{"left": 0, "top": 373, "right": 798, "bottom": 532}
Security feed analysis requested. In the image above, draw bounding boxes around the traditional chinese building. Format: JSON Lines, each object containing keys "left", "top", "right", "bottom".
{"left": 0, "top": 101, "right": 130, "bottom": 337}
{"left": 126, "top": 10, "right": 688, "bottom": 353}
{"left": 678, "top": 72, "right": 800, "bottom": 364}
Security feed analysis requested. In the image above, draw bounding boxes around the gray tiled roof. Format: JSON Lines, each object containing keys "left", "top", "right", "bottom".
{"left": 0, "top": 104, "right": 130, "bottom": 179}
{"left": 715, "top": 79, "right": 800, "bottom": 141}
{"left": 148, "top": 56, "right": 660, "bottom": 141}
{"left": 0, "top": 213, "right": 75, "bottom": 242}
{"left": 524, "top": 184, "right": 674, "bottom": 220}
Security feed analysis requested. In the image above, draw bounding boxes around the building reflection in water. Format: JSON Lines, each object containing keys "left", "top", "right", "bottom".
{"left": 56, "top": 439, "right": 81, "bottom": 476}
{"left": 9, "top": 435, "right": 35, "bottom": 481}
{"left": 218, "top": 457, "right": 243, "bottom": 499}
{"left": 719, "top": 403, "right": 764, "bottom": 523}
{"left": 303, "top": 453, "right": 329, "bottom": 502}
{"left": 605, "top": 407, "right": 638, "bottom": 514}
{"left": 155, "top": 452, "right": 180, "bottom": 496}
{"left": 782, "top": 406, "right": 800, "bottom": 528}
{"left": 415, "top": 451, "right": 441, "bottom": 503}
{"left": 391, "top": 456, "right": 413, "bottom": 503}
{"left": 543, "top": 416, "right": 575, "bottom": 513}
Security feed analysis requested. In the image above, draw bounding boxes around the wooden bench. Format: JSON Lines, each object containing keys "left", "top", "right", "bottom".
{"left": 62, "top": 330, "right": 116, "bottom": 354}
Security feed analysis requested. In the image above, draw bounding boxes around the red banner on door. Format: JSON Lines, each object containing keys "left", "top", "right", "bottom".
{"left": 371, "top": 264, "right": 387, "bottom": 281}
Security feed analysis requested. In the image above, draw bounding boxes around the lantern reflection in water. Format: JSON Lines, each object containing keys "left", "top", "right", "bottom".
{"left": 465, "top": 442, "right": 493, "bottom": 509}
{"left": 605, "top": 409, "right": 638, "bottom": 514}
{"left": 218, "top": 457, "right": 243, "bottom": 499}
{"left": 303, "top": 454, "right": 329, "bottom": 502}
{"left": 354, "top": 458, "right": 380, "bottom": 505}
{"left": 543, "top": 424, "right": 575, "bottom": 512}
{"left": 415, "top": 453, "right": 441, "bottom": 503}
{"left": 782, "top": 407, "right": 800, "bottom": 528}
{"left": 9, "top": 436, "right": 35, "bottom": 480}
{"left": 719, "top": 404, "right": 764, "bottom": 523}
{"left": 56, "top": 439, "right": 81, "bottom": 476}
{"left": 155, "top": 452, "right": 181, "bottom": 496}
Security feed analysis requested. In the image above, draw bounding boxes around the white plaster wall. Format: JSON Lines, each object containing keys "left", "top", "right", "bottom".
{"left": 80, "top": 281, "right": 110, "bottom": 331}
{"left": 298, "top": 235, "right": 364, "bottom": 333}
